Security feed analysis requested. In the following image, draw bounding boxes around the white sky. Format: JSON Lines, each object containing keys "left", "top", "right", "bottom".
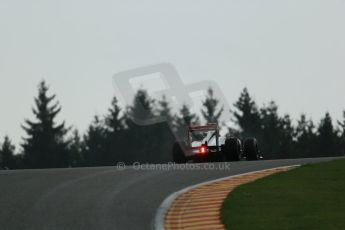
{"left": 1, "top": 0, "right": 345, "bottom": 147}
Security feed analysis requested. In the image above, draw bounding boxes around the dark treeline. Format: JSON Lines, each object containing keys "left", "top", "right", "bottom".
{"left": 1, "top": 81, "right": 344, "bottom": 169}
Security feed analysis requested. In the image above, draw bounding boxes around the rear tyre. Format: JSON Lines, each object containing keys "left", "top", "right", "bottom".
{"left": 172, "top": 141, "right": 187, "bottom": 163}
{"left": 244, "top": 138, "right": 259, "bottom": 161}
{"left": 223, "top": 138, "right": 241, "bottom": 161}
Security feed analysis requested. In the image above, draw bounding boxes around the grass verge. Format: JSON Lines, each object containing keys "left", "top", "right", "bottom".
{"left": 222, "top": 159, "right": 345, "bottom": 230}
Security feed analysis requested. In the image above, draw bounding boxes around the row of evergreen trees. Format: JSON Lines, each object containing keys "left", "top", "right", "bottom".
{"left": 232, "top": 89, "right": 345, "bottom": 159}
{"left": 1, "top": 81, "right": 344, "bottom": 169}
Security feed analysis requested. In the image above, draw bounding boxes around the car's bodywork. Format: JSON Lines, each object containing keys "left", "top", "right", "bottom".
{"left": 173, "top": 123, "right": 261, "bottom": 163}
{"left": 185, "top": 123, "right": 224, "bottom": 160}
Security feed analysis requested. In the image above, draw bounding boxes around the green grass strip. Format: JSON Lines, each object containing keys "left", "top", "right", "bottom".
{"left": 222, "top": 159, "right": 345, "bottom": 230}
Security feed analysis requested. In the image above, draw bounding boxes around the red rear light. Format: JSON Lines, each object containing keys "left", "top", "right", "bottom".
{"left": 200, "top": 146, "right": 206, "bottom": 154}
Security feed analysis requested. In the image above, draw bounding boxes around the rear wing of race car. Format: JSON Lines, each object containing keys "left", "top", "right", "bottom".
{"left": 188, "top": 123, "right": 219, "bottom": 132}
{"left": 187, "top": 123, "right": 220, "bottom": 148}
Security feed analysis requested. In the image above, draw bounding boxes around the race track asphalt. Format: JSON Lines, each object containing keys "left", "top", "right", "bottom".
{"left": 0, "top": 157, "right": 342, "bottom": 230}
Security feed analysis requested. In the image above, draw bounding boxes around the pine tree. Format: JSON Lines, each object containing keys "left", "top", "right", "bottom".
{"left": 125, "top": 89, "right": 170, "bottom": 163}
{"left": 68, "top": 129, "right": 85, "bottom": 167}
{"left": 129, "top": 89, "right": 159, "bottom": 163}
{"left": 317, "top": 112, "right": 338, "bottom": 156}
{"left": 278, "top": 114, "right": 295, "bottom": 158}
{"left": 105, "top": 97, "right": 124, "bottom": 133}
{"left": 157, "top": 95, "right": 174, "bottom": 125}
{"left": 82, "top": 115, "right": 106, "bottom": 166}
{"left": 232, "top": 88, "right": 261, "bottom": 139}
{"left": 156, "top": 95, "right": 175, "bottom": 162}
{"left": 295, "top": 114, "right": 317, "bottom": 157}
{"left": 338, "top": 111, "right": 345, "bottom": 155}
{"left": 127, "top": 89, "right": 155, "bottom": 127}
{"left": 104, "top": 97, "right": 126, "bottom": 164}
{"left": 22, "top": 81, "right": 69, "bottom": 168}
{"left": 179, "top": 104, "right": 200, "bottom": 126}
{"left": 0, "top": 139, "right": 2, "bottom": 168}
{"left": 0, "top": 136, "right": 16, "bottom": 169}
{"left": 174, "top": 104, "right": 200, "bottom": 141}
{"left": 201, "top": 88, "right": 223, "bottom": 124}
{"left": 260, "top": 101, "right": 281, "bottom": 159}
{"left": 338, "top": 111, "right": 345, "bottom": 134}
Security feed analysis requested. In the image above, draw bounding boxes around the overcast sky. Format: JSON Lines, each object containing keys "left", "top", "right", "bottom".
{"left": 1, "top": 0, "right": 345, "bottom": 146}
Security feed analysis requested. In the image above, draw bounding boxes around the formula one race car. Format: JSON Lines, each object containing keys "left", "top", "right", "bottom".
{"left": 172, "top": 123, "right": 261, "bottom": 163}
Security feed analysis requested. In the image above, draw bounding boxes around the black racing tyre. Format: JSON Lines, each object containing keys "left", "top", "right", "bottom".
{"left": 244, "top": 138, "right": 259, "bottom": 161}
{"left": 223, "top": 137, "right": 241, "bottom": 161}
{"left": 172, "top": 141, "right": 187, "bottom": 163}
